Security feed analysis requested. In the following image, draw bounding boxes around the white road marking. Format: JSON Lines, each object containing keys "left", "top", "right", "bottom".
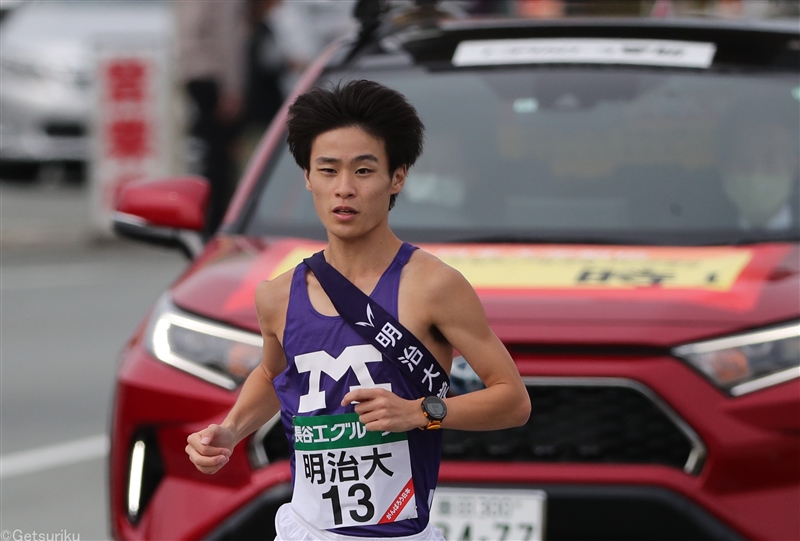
{"left": 0, "top": 434, "right": 109, "bottom": 479}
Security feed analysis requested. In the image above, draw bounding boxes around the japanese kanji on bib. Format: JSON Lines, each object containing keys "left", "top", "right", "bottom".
{"left": 275, "top": 243, "right": 443, "bottom": 538}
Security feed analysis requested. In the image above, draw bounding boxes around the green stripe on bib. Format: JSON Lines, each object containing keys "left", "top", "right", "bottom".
{"left": 293, "top": 413, "right": 407, "bottom": 451}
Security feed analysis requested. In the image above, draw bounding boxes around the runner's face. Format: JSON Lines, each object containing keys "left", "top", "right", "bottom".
{"left": 305, "top": 126, "right": 405, "bottom": 239}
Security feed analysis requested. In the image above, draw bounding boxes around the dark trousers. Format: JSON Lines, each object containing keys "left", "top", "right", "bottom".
{"left": 186, "top": 80, "right": 239, "bottom": 238}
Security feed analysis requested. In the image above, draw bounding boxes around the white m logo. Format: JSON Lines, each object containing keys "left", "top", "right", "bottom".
{"left": 295, "top": 344, "right": 392, "bottom": 413}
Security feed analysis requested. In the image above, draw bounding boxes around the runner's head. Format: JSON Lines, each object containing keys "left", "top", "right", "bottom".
{"left": 287, "top": 80, "right": 425, "bottom": 210}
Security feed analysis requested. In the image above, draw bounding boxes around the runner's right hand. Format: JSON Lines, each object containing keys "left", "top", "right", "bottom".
{"left": 186, "top": 424, "right": 235, "bottom": 474}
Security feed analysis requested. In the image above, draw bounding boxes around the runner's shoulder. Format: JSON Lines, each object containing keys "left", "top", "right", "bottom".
{"left": 255, "top": 267, "right": 294, "bottom": 325}
{"left": 406, "top": 248, "right": 472, "bottom": 299}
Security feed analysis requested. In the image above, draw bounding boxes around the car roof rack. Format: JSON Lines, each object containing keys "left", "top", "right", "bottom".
{"left": 348, "top": 0, "right": 460, "bottom": 62}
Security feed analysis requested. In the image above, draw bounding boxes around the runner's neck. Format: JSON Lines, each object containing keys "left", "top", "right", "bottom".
{"left": 323, "top": 234, "right": 404, "bottom": 285}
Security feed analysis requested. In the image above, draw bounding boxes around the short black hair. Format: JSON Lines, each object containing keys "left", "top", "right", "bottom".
{"left": 286, "top": 79, "right": 425, "bottom": 210}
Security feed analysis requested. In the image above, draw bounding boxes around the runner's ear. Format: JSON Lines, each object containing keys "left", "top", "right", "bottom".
{"left": 390, "top": 166, "right": 407, "bottom": 194}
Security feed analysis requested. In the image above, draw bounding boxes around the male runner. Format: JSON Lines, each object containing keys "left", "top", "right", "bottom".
{"left": 186, "top": 80, "right": 531, "bottom": 540}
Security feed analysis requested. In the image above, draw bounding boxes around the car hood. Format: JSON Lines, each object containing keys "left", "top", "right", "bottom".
{"left": 171, "top": 237, "right": 799, "bottom": 347}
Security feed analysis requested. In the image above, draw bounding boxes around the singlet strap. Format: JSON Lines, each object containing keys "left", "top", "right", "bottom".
{"left": 395, "top": 242, "right": 418, "bottom": 266}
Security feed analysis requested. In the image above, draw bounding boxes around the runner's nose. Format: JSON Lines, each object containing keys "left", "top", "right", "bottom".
{"left": 335, "top": 172, "right": 356, "bottom": 199}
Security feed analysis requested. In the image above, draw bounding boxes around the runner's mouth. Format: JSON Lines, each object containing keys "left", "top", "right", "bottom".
{"left": 334, "top": 207, "right": 358, "bottom": 215}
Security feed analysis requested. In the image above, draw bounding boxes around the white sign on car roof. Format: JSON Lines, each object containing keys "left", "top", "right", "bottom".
{"left": 452, "top": 38, "right": 716, "bottom": 68}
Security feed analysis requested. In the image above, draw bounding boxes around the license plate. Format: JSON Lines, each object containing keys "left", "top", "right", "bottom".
{"left": 430, "top": 487, "right": 547, "bottom": 541}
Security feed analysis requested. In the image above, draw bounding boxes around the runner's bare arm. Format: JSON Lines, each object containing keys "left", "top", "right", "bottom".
{"left": 186, "top": 276, "right": 289, "bottom": 473}
{"left": 224, "top": 278, "right": 288, "bottom": 439}
{"left": 343, "top": 253, "right": 530, "bottom": 433}
{"left": 425, "top": 260, "right": 531, "bottom": 430}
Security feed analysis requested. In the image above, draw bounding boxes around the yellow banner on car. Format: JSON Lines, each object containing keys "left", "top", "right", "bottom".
{"left": 432, "top": 246, "right": 752, "bottom": 291}
{"left": 269, "top": 246, "right": 321, "bottom": 279}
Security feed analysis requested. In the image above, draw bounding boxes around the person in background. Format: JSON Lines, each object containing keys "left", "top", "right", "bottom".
{"left": 718, "top": 114, "right": 799, "bottom": 231}
{"left": 239, "top": 0, "right": 287, "bottom": 172}
{"left": 175, "top": 1, "right": 248, "bottom": 238}
{"left": 271, "top": 0, "right": 357, "bottom": 90}
{"left": 515, "top": 0, "right": 565, "bottom": 18}
{"left": 466, "top": 0, "right": 513, "bottom": 16}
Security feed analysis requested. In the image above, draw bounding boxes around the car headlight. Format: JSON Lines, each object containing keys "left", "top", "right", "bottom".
{"left": 0, "top": 57, "right": 47, "bottom": 82}
{"left": 144, "top": 295, "right": 263, "bottom": 390}
{"left": 0, "top": 56, "right": 91, "bottom": 88}
{"left": 673, "top": 322, "right": 800, "bottom": 396}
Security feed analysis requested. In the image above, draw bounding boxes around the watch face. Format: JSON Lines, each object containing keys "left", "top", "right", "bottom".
{"left": 424, "top": 397, "right": 447, "bottom": 419}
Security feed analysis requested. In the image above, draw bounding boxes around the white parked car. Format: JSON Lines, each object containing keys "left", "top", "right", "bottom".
{"left": 0, "top": 0, "right": 172, "bottom": 169}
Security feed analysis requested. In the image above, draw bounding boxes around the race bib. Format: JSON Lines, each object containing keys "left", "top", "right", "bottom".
{"left": 292, "top": 413, "right": 418, "bottom": 530}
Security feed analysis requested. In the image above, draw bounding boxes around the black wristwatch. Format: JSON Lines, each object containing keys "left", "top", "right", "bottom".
{"left": 420, "top": 396, "right": 447, "bottom": 430}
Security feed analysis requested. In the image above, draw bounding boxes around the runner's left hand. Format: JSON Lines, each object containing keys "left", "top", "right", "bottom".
{"left": 342, "top": 388, "right": 428, "bottom": 432}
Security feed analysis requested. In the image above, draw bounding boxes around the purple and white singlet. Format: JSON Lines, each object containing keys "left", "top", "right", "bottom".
{"left": 274, "top": 243, "right": 443, "bottom": 538}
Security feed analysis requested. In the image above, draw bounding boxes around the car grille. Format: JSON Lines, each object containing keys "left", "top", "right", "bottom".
{"left": 43, "top": 121, "right": 85, "bottom": 137}
{"left": 442, "top": 377, "right": 705, "bottom": 474}
{"left": 251, "top": 377, "right": 705, "bottom": 475}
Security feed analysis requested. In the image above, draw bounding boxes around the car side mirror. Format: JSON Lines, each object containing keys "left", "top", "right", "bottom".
{"left": 112, "top": 176, "right": 210, "bottom": 259}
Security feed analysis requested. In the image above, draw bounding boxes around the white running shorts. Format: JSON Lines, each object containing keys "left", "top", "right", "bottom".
{"left": 274, "top": 503, "right": 446, "bottom": 541}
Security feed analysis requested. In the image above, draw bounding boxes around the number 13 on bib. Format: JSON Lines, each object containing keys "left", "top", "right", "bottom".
{"left": 292, "top": 413, "right": 418, "bottom": 529}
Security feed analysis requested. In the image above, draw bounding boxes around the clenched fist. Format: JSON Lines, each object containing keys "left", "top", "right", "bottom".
{"left": 186, "top": 424, "right": 236, "bottom": 474}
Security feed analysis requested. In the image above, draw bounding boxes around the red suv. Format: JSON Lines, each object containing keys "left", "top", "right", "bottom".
{"left": 109, "top": 4, "right": 800, "bottom": 540}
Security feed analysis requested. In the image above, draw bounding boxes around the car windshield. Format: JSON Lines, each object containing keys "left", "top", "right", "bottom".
{"left": 243, "top": 65, "right": 800, "bottom": 245}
